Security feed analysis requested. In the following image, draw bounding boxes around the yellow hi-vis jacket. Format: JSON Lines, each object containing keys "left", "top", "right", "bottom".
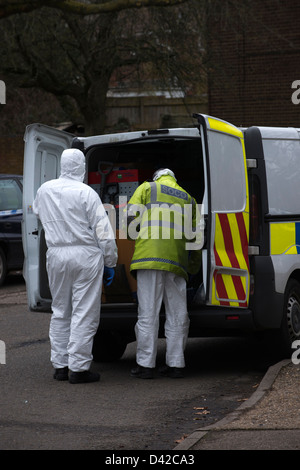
{"left": 125, "top": 175, "right": 203, "bottom": 281}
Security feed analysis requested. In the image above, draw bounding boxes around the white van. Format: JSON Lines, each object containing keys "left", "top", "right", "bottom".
{"left": 22, "top": 114, "right": 300, "bottom": 361}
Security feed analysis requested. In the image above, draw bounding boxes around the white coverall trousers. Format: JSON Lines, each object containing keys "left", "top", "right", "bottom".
{"left": 47, "top": 245, "right": 104, "bottom": 372}
{"left": 135, "top": 269, "right": 190, "bottom": 369}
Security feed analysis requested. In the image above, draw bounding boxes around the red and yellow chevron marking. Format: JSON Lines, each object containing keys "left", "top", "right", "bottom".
{"left": 212, "top": 212, "right": 249, "bottom": 307}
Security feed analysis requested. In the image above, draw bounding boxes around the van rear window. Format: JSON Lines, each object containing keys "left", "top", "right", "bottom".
{"left": 208, "top": 131, "right": 246, "bottom": 212}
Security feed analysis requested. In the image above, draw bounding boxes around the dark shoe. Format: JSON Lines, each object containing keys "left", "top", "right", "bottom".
{"left": 159, "top": 365, "right": 184, "bottom": 378}
{"left": 53, "top": 366, "right": 69, "bottom": 381}
{"left": 130, "top": 365, "right": 154, "bottom": 379}
{"left": 69, "top": 370, "right": 100, "bottom": 384}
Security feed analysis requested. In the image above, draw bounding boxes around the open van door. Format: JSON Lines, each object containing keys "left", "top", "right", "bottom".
{"left": 195, "top": 114, "right": 250, "bottom": 308}
{"left": 22, "top": 124, "right": 73, "bottom": 311}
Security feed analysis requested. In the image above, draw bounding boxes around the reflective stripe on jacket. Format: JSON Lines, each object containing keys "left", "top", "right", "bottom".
{"left": 125, "top": 175, "right": 202, "bottom": 280}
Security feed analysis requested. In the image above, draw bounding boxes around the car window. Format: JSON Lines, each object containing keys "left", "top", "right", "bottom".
{"left": 0, "top": 179, "right": 22, "bottom": 212}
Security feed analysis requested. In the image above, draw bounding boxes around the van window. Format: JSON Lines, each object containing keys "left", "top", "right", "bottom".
{"left": 263, "top": 139, "right": 300, "bottom": 215}
{"left": 40, "top": 149, "right": 59, "bottom": 184}
{"left": 208, "top": 131, "right": 246, "bottom": 212}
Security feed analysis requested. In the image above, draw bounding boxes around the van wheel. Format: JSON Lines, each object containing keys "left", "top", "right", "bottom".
{"left": 92, "top": 330, "right": 127, "bottom": 362}
{"left": 0, "top": 247, "right": 7, "bottom": 286}
{"left": 280, "top": 279, "right": 300, "bottom": 356}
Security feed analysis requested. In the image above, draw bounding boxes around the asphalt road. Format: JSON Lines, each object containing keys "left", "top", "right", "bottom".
{"left": 0, "top": 272, "right": 279, "bottom": 451}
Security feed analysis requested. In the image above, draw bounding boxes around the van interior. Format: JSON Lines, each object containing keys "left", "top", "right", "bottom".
{"left": 39, "top": 134, "right": 205, "bottom": 306}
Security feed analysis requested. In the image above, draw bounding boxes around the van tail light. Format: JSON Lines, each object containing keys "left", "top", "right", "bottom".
{"left": 250, "top": 193, "right": 259, "bottom": 242}
{"left": 249, "top": 174, "right": 262, "bottom": 244}
{"left": 226, "top": 315, "right": 240, "bottom": 321}
{"left": 250, "top": 274, "right": 255, "bottom": 295}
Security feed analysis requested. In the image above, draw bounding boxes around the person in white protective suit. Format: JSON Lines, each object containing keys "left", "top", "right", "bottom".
{"left": 33, "top": 148, "right": 118, "bottom": 384}
{"left": 126, "top": 168, "right": 202, "bottom": 379}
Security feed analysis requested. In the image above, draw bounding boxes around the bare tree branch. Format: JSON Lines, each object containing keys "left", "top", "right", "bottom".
{"left": 0, "top": 1, "right": 204, "bottom": 134}
{"left": 0, "top": 0, "right": 190, "bottom": 19}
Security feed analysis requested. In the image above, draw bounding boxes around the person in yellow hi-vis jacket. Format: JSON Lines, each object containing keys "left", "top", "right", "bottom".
{"left": 125, "top": 168, "right": 203, "bottom": 379}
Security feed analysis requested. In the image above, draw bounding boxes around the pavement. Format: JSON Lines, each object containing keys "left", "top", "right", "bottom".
{"left": 4, "top": 275, "right": 300, "bottom": 451}
{"left": 174, "top": 358, "right": 300, "bottom": 451}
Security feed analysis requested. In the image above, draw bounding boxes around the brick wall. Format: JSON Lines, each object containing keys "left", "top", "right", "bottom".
{"left": 0, "top": 136, "right": 24, "bottom": 175}
{"left": 207, "top": 0, "right": 300, "bottom": 127}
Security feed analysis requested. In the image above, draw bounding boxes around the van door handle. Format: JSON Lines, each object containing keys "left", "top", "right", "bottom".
{"left": 32, "top": 230, "right": 38, "bottom": 236}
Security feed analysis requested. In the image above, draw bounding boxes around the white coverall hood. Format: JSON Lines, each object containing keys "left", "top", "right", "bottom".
{"left": 153, "top": 168, "right": 177, "bottom": 181}
{"left": 60, "top": 148, "right": 86, "bottom": 182}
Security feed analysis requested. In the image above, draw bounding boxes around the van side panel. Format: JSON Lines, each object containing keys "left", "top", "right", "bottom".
{"left": 245, "top": 126, "right": 300, "bottom": 330}
{"left": 270, "top": 222, "right": 300, "bottom": 255}
{"left": 249, "top": 256, "right": 283, "bottom": 329}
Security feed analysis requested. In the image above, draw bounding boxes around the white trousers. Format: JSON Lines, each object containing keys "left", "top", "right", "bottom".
{"left": 47, "top": 245, "right": 104, "bottom": 372}
{"left": 135, "top": 269, "right": 190, "bottom": 368}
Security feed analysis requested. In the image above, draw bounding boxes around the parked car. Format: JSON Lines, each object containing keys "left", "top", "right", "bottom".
{"left": 0, "top": 174, "right": 24, "bottom": 285}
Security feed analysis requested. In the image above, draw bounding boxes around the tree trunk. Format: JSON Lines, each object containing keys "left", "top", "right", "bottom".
{"left": 83, "top": 109, "right": 107, "bottom": 136}
{"left": 77, "top": 79, "right": 109, "bottom": 135}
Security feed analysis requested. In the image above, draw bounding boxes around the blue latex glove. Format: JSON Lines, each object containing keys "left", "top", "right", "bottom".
{"left": 103, "top": 266, "right": 115, "bottom": 287}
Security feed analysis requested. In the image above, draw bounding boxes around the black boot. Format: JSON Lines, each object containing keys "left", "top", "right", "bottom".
{"left": 130, "top": 365, "right": 154, "bottom": 379}
{"left": 53, "top": 366, "right": 69, "bottom": 381}
{"left": 69, "top": 370, "right": 100, "bottom": 384}
{"left": 158, "top": 365, "right": 184, "bottom": 378}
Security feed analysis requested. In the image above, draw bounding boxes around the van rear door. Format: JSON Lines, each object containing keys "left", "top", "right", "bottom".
{"left": 22, "top": 124, "right": 73, "bottom": 311}
{"left": 195, "top": 114, "right": 250, "bottom": 308}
